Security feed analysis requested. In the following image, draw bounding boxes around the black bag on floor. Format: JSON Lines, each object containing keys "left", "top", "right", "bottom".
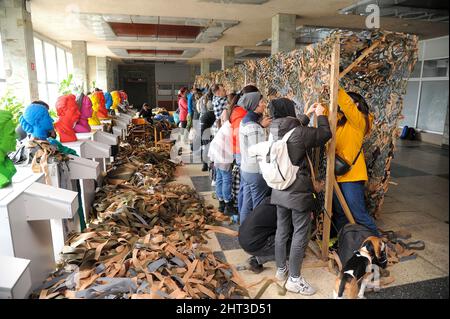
{"left": 337, "top": 224, "right": 377, "bottom": 266}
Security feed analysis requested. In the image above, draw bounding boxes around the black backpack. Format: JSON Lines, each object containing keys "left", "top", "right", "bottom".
{"left": 337, "top": 224, "right": 377, "bottom": 267}
{"left": 407, "top": 127, "right": 416, "bottom": 140}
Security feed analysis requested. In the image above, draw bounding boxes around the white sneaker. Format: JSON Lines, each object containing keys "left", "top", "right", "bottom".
{"left": 275, "top": 267, "right": 288, "bottom": 281}
{"left": 285, "top": 276, "right": 316, "bottom": 296}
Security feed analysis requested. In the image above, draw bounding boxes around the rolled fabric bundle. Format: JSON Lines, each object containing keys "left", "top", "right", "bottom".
{"left": 75, "top": 95, "right": 93, "bottom": 133}
{"left": 54, "top": 94, "right": 81, "bottom": 142}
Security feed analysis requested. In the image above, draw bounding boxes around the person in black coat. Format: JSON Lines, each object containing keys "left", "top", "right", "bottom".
{"left": 238, "top": 197, "right": 292, "bottom": 273}
{"left": 269, "top": 98, "right": 331, "bottom": 295}
{"left": 138, "top": 103, "right": 153, "bottom": 124}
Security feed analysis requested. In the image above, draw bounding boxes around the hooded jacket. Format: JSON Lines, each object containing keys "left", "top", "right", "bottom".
{"left": 178, "top": 97, "right": 188, "bottom": 122}
{"left": 95, "top": 91, "right": 108, "bottom": 119}
{"left": 54, "top": 94, "right": 81, "bottom": 142}
{"left": 229, "top": 106, "right": 247, "bottom": 155}
{"left": 111, "top": 91, "right": 121, "bottom": 111}
{"left": 335, "top": 89, "right": 373, "bottom": 183}
{"left": 268, "top": 98, "right": 332, "bottom": 211}
{"left": 88, "top": 93, "right": 101, "bottom": 126}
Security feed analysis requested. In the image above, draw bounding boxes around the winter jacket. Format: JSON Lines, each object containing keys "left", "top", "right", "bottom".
{"left": 208, "top": 120, "right": 233, "bottom": 170}
{"left": 75, "top": 95, "right": 93, "bottom": 133}
{"left": 269, "top": 114, "right": 331, "bottom": 211}
{"left": 229, "top": 106, "right": 247, "bottom": 155}
{"left": 335, "top": 88, "right": 373, "bottom": 183}
{"left": 239, "top": 110, "right": 265, "bottom": 173}
{"left": 104, "top": 92, "right": 113, "bottom": 110}
{"left": 19, "top": 103, "right": 54, "bottom": 140}
{"left": 187, "top": 93, "right": 195, "bottom": 116}
{"left": 178, "top": 97, "right": 188, "bottom": 122}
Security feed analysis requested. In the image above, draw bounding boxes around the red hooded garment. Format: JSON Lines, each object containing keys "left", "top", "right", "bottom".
{"left": 54, "top": 94, "right": 81, "bottom": 142}
{"left": 229, "top": 106, "right": 247, "bottom": 155}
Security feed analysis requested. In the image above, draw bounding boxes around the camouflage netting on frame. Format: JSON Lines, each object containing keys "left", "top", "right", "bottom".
{"left": 195, "top": 30, "right": 418, "bottom": 218}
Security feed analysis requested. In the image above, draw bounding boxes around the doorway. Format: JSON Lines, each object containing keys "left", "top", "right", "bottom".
{"left": 123, "top": 78, "right": 148, "bottom": 109}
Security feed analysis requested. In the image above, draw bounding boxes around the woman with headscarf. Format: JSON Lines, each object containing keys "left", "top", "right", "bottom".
{"left": 238, "top": 88, "right": 272, "bottom": 223}
{"left": 268, "top": 98, "right": 331, "bottom": 296}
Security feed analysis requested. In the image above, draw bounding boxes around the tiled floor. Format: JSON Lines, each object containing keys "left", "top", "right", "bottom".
{"left": 174, "top": 139, "right": 449, "bottom": 298}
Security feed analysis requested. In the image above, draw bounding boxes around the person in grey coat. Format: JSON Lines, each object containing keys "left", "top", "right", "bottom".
{"left": 269, "top": 98, "right": 331, "bottom": 295}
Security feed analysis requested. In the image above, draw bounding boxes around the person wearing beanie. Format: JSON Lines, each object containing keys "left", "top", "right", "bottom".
{"left": 238, "top": 89, "right": 272, "bottom": 223}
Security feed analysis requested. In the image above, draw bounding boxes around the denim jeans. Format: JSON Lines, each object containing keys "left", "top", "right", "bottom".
{"left": 215, "top": 168, "right": 232, "bottom": 203}
{"left": 333, "top": 181, "right": 380, "bottom": 236}
{"left": 240, "top": 171, "right": 270, "bottom": 223}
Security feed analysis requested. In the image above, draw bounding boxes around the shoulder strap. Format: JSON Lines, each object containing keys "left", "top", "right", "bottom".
{"left": 281, "top": 128, "right": 296, "bottom": 143}
{"left": 351, "top": 146, "right": 363, "bottom": 166}
{"left": 305, "top": 151, "right": 317, "bottom": 181}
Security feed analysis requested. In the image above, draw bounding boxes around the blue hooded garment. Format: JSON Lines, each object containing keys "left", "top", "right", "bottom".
{"left": 187, "top": 92, "right": 194, "bottom": 116}
{"left": 104, "top": 92, "right": 113, "bottom": 110}
{"left": 19, "top": 103, "right": 54, "bottom": 140}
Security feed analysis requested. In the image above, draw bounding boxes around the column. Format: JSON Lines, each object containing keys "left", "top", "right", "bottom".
{"left": 443, "top": 106, "right": 449, "bottom": 147}
{"left": 271, "top": 13, "right": 296, "bottom": 55}
{"left": 0, "top": 0, "right": 38, "bottom": 103}
{"left": 222, "top": 46, "right": 235, "bottom": 70}
{"left": 71, "top": 40, "right": 89, "bottom": 93}
{"left": 96, "top": 56, "right": 107, "bottom": 91}
{"left": 200, "top": 59, "right": 210, "bottom": 75}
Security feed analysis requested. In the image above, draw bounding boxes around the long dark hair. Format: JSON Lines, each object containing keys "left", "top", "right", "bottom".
{"left": 229, "top": 84, "right": 259, "bottom": 115}
{"left": 337, "top": 92, "right": 370, "bottom": 136}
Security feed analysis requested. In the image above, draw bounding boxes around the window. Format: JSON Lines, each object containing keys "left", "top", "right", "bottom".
{"left": 401, "top": 38, "right": 449, "bottom": 134}
{"left": 34, "top": 36, "right": 73, "bottom": 109}
{"left": 0, "top": 34, "right": 6, "bottom": 97}
{"left": 417, "top": 81, "right": 449, "bottom": 132}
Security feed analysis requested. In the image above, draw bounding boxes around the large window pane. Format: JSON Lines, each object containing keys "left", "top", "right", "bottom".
{"left": 34, "top": 38, "right": 46, "bottom": 82}
{"left": 417, "top": 80, "right": 449, "bottom": 133}
{"left": 57, "top": 48, "right": 67, "bottom": 82}
{"left": 47, "top": 83, "right": 58, "bottom": 108}
{"left": 401, "top": 81, "right": 420, "bottom": 127}
{"left": 66, "top": 52, "right": 73, "bottom": 74}
{"left": 38, "top": 83, "right": 48, "bottom": 103}
{"left": 422, "top": 58, "right": 449, "bottom": 78}
{"left": 44, "top": 42, "right": 57, "bottom": 82}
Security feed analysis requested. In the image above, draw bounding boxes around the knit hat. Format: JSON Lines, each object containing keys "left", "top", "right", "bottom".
{"left": 238, "top": 91, "right": 261, "bottom": 112}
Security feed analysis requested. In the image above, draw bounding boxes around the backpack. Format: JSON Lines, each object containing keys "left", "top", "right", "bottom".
{"left": 407, "top": 127, "right": 416, "bottom": 140}
{"left": 400, "top": 126, "right": 409, "bottom": 139}
{"left": 337, "top": 224, "right": 377, "bottom": 267}
{"left": 249, "top": 128, "right": 299, "bottom": 190}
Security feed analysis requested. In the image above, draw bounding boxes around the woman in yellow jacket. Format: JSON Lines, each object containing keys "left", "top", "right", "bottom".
{"left": 332, "top": 88, "right": 380, "bottom": 236}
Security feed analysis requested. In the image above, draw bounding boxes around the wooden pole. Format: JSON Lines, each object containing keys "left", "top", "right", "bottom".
{"left": 321, "top": 37, "right": 340, "bottom": 260}
{"left": 339, "top": 40, "right": 380, "bottom": 79}
{"left": 333, "top": 179, "right": 356, "bottom": 224}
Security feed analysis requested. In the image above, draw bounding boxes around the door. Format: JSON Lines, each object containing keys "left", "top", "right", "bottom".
{"left": 123, "top": 78, "right": 148, "bottom": 109}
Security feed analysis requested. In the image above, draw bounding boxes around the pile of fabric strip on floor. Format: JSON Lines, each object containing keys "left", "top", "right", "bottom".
{"left": 33, "top": 138, "right": 248, "bottom": 299}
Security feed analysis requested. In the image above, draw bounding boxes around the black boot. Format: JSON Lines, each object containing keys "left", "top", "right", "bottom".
{"left": 224, "top": 201, "right": 236, "bottom": 216}
{"left": 248, "top": 256, "right": 263, "bottom": 274}
{"left": 218, "top": 200, "right": 225, "bottom": 213}
{"left": 201, "top": 163, "right": 208, "bottom": 171}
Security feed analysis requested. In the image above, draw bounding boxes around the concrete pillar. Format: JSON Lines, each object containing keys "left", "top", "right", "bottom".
{"left": 72, "top": 40, "right": 89, "bottom": 93}
{"left": 0, "top": 0, "right": 38, "bottom": 103}
{"left": 200, "top": 59, "right": 210, "bottom": 75}
{"left": 271, "top": 13, "right": 296, "bottom": 55}
{"left": 96, "top": 57, "right": 107, "bottom": 91}
{"left": 106, "top": 58, "right": 118, "bottom": 91}
{"left": 222, "top": 46, "right": 235, "bottom": 70}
